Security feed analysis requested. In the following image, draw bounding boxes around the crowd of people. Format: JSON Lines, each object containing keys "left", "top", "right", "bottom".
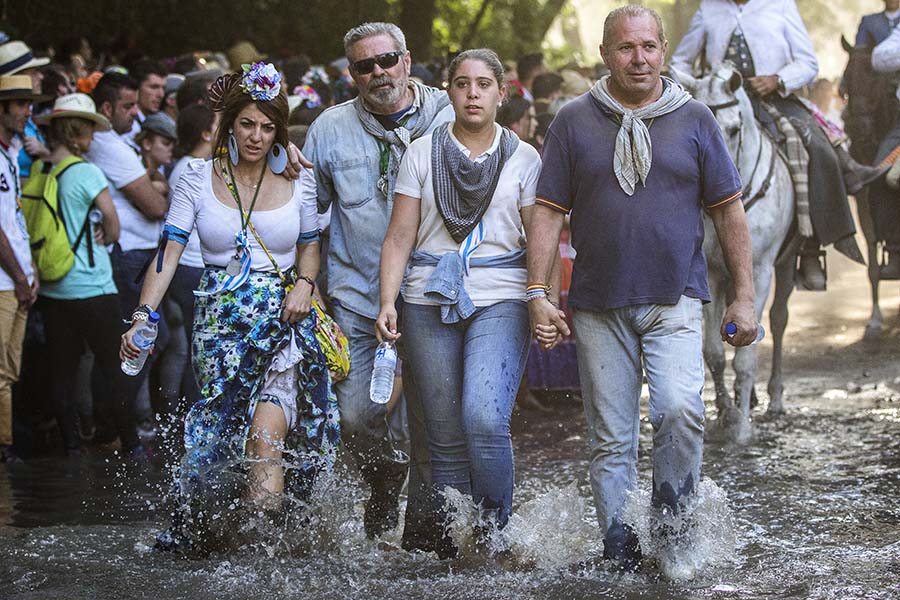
{"left": 0, "top": 0, "right": 896, "bottom": 574}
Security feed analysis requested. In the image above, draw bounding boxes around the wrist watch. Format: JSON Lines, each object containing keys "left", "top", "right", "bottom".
{"left": 776, "top": 76, "right": 786, "bottom": 94}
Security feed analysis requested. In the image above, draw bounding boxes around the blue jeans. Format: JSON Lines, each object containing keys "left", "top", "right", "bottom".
{"left": 402, "top": 301, "right": 530, "bottom": 528}
{"left": 573, "top": 295, "right": 705, "bottom": 542}
{"left": 330, "top": 302, "right": 433, "bottom": 544}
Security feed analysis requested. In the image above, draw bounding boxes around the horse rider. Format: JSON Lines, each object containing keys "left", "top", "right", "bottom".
{"left": 857, "top": 0, "right": 900, "bottom": 48}
{"left": 671, "top": 0, "right": 888, "bottom": 291}
{"left": 872, "top": 23, "right": 900, "bottom": 279}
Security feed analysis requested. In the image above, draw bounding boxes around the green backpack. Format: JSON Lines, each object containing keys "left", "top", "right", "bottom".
{"left": 20, "top": 156, "right": 96, "bottom": 282}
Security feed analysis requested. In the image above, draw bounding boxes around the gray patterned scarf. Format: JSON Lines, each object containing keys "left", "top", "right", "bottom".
{"left": 590, "top": 75, "right": 692, "bottom": 195}
{"left": 430, "top": 123, "right": 519, "bottom": 243}
{"left": 355, "top": 80, "right": 451, "bottom": 202}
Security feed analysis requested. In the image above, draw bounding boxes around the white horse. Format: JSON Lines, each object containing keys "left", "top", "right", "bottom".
{"left": 672, "top": 64, "right": 797, "bottom": 443}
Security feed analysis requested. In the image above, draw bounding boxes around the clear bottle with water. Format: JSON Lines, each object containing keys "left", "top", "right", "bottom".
{"left": 725, "top": 322, "right": 766, "bottom": 345}
{"left": 121, "top": 312, "right": 160, "bottom": 376}
{"left": 369, "top": 341, "right": 397, "bottom": 404}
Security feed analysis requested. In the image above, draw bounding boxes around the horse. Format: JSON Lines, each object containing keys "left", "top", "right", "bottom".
{"left": 671, "top": 63, "right": 796, "bottom": 443}
{"left": 840, "top": 35, "right": 898, "bottom": 340}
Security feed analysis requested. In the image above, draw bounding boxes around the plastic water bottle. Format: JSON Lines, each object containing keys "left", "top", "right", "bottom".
{"left": 369, "top": 341, "right": 397, "bottom": 404}
{"left": 121, "top": 312, "right": 160, "bottom": 376}
{"left": 725, "top": 322, "right": 766, "bottom": 345}
{"left": 88, "top": 208, "right": 103, "bottom": 224}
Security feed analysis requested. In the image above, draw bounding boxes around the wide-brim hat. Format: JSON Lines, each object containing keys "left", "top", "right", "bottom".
{"left": 0, "top": 74, "right": 50, "bottom": 102}
{"left": 0, "top": 40, "right": 50, "bottom": 76}
{"left": 34, "top": 92, "right": 111, "bottom": 130}
{"left": 227, "top": 41, "right": 267, "bottom": 70}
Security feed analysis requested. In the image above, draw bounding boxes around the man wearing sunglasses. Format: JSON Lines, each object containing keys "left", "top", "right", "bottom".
{"left": 302, "top": 22, "right": 454, "bottom": 549}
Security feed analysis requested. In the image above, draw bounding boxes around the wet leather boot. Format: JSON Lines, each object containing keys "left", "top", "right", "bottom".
{"left": 796, "top": 252, "right": 827, "bottom": 291}
{"left": 880, "top": 248, "right": 900, "bottom": 280}
{"left": 837, "top": 146, "right": 891, "bottom": 195}
{"left": 363, "top": 448, "right": 409, "bottom": 539}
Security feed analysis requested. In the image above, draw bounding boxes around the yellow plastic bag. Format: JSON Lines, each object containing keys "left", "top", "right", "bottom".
{"left": 311, "top": 299, "right": 350, "bottom": 382}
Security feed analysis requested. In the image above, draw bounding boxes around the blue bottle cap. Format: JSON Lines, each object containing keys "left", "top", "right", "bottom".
{"left": 148, "top": 311, "right": 161, "bottom": 323}
{"left": 725, "top": 322, "right": 737, "bottom": 336}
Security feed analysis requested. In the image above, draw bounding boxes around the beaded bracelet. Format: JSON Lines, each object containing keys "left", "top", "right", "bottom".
{"left": 129, "top": 303, "right": 154, "bottom": 324}
{"left": 298, "top": 275, "right": 316, "bottom": 292}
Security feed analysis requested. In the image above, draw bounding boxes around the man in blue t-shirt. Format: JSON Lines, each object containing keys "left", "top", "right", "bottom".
{"left": 527, "top": 5, "right": 756, "bottom": 572}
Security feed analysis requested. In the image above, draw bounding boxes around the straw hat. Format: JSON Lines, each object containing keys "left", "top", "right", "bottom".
{"left": 0, "top": 74, "right": 49, "bottom": 101}
{"left": 0, "top": 40, "right": 50, "bottom": 76}
{"left": 34, "top": 93, "right": 111, "bottom": 131}
{"left": 226, "top": 40, "right": 266, "bottom": 69}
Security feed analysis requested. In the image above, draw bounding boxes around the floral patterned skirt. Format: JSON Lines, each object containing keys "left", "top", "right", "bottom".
{"left": 157, "top": 269, "right": 340, "bottom": 550}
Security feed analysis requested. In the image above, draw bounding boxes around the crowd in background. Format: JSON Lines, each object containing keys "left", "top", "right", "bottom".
{"left": 0, "top": 28, "right": 852, "bottom": 465}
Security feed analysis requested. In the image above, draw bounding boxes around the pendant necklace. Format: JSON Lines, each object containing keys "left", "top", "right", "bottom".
{"left": 221, "top": 158, "right": 266, "bottom": 276}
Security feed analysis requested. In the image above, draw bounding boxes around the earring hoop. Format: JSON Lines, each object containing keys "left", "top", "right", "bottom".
{"left": 227, "top": 128, "right": 239, "bottom": 166}
{"left": 267, "top": 142, "right": 287, "bottom": 174}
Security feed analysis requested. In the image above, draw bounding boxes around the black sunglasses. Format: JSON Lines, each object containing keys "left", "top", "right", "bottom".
{"left": 351, "top": 51, "right": 402, "bottom": 75}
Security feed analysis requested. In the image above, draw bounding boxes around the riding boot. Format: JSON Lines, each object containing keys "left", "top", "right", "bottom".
{"left": 836, "top": 146, "right": 891, "bottom": 195}
{"left": 880, "top": 246, "right": 900, "bottom": 280}
{"left": 796, "top": 240, "right": 827, "bottom": 291}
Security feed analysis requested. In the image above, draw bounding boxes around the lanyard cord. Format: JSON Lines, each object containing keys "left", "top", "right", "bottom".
{"left": 221, "top": 158, "right": 266, "bottom": 233}
{"left": 376, "top": 112, "right": 415, "bottom": 177}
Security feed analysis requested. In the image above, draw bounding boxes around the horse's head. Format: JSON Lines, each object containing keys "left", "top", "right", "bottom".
{"left": 670, "top": 63, "right": 748, "bottom": 161}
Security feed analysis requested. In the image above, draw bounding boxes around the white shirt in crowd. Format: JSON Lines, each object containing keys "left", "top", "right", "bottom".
{"left": 166, "top": 159, "right": 319, "bottom": 272}
{"left": 670, "top": 0, "right": 818, "bottom": 95}
{"left": 85, "top": 129, "right": 161, "bottom": 253}
{"left": 0, "top": 138, "right": 34, "bottom": 291}
{"left": 168, "top": 155, "right": 205, "bottom": 268}
{"left": 872, "top": 25, "right": 900, "bottom": 100}
{"left": 394, "top": 122, "right": 541, "bottom": 307}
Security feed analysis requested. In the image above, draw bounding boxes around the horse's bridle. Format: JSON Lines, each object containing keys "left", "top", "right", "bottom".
{"left": 705, "top": 96, "right": 774, "bottom": 212}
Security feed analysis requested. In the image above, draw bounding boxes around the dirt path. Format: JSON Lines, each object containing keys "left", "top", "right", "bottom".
{"left": 753, "top": 249, "right": 900, "bottom": 409}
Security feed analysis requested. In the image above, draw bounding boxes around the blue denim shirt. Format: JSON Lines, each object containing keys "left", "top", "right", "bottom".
{"left": 303, "top": 98, "right": 454, "bottom": 320}
{"left": 410, "top": 250, "right": 526, "bottom": 324}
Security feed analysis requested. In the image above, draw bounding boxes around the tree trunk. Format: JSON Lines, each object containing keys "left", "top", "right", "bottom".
{"left": 400, "top": 0, "right": 437, "bottom": 61}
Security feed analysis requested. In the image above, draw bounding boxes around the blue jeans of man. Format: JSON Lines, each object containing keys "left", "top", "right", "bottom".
{"left": 402, "top": 300, "right": 530, "bottom": 528}
{"left": 573, "top": 295, "right": 705, "bottom": 544}
{"left": 330, "top": 302, "right": 432, "bottom": 544}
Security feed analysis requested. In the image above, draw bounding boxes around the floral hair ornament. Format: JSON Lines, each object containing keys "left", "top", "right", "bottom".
{"left": 240, "top": 61, "right": 282, "bottom": 101}
{"left": 291, "top": 84, "right": 321, "bottom": 109}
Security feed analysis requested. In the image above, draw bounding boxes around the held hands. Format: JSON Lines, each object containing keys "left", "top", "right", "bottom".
{"left": 375, "top": 304, "right": 401, "bottom": 343}
{"left": 281, "top": 283, "right": 313, "bottom": 323}
{"left": 720, "top": 299, "right": 756, "bottom": 347}
{"left": 529, "top": 297, "right": 571, "bottom": 350}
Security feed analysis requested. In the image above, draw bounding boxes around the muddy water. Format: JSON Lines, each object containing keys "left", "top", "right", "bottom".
{"left": 2, "top": 264, "right": 899, "bottom": 600}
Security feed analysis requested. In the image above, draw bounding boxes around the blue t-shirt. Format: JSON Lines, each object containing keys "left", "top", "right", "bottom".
{"left": 17, "top": 117, "right": 45, "bottom": 178}
{"left": 536, "top": 93, "right": 742, "bottom": 312}
{"left": 39, "top": 161, "right": 118, "bottom": 300}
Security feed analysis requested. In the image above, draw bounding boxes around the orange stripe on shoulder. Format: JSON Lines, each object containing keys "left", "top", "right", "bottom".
{"left": 706, "top": 190, "right": 742, "bottom": 209}
{"left": 535, "top": 197, "right": 569, "bottom": 213}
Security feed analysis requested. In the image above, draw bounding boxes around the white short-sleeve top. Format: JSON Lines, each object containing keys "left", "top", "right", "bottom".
{"left": 165, "top": 159, "right": 319, "bottom": 272}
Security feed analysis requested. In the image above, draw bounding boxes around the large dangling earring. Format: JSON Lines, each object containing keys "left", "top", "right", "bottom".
{"left": 267, "top": 142, "right": 287, "bottom": 174}
{"left": 227, "top": 128, "right": 239, "bottom": 166}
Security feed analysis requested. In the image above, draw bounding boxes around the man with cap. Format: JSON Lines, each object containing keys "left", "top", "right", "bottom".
{"left": 161, "top": 74, "right": 184, "bottom": 123}
{"left": 303, "top": 21, "right": 454, "bottom": 549}
{"left": 0, "top": 40, "right": 50, "bottom": 181}
{"left": 0, "top": 75, "right": 44, "bottom": 462}
{"left": 135, "top": 113, "right": 177, "bottom": 197}
{"left": 85, "top": 72, "right": 170, "bottom": 445}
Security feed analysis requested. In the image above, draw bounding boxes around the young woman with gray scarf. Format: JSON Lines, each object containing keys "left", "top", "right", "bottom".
{"left": 375, "top": 48, "right": 561, "bottom": 558}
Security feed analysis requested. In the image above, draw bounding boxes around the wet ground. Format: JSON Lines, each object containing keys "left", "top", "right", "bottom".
{"left": 2, "top": 256, "right": 899, "bottom": 600}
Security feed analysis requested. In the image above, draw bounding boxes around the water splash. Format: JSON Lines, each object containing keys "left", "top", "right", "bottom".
{"left": 620, "top": 478, "right": 737, "bottom": 580}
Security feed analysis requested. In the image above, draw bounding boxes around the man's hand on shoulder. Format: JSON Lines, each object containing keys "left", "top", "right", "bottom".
{"left": 282, "top": 142, "right": 314, "bottom": 180}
